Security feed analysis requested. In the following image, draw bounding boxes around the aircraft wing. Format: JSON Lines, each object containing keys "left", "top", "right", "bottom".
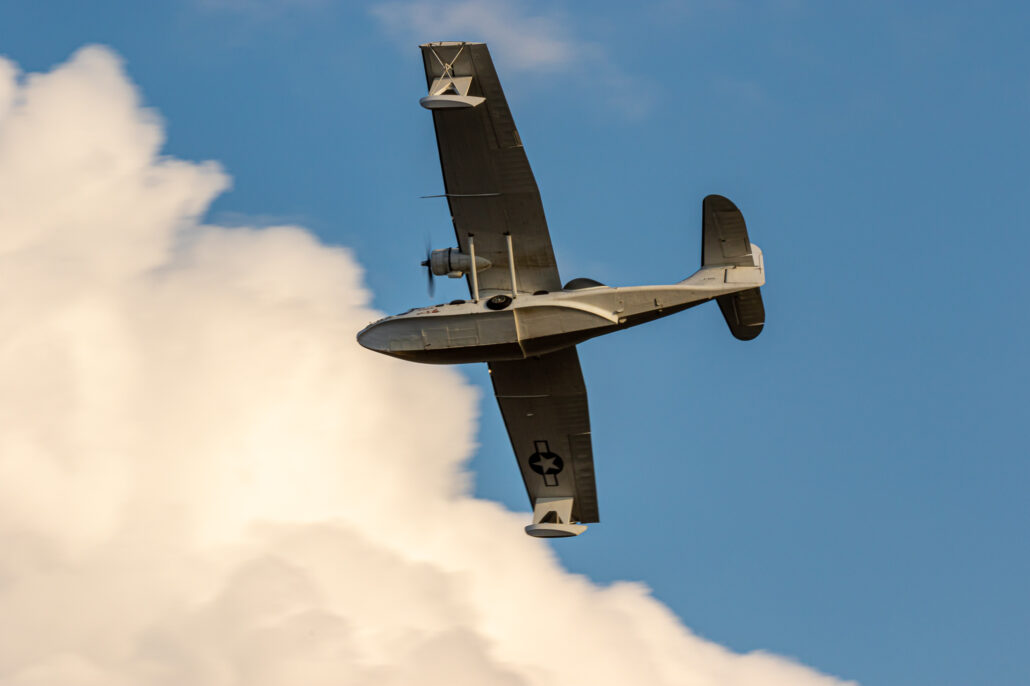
{"left": 488, "top": 347, "right": 599, "bottom": 523}
{"left": 420, "top": 42, "right": 562, "bottom": 296}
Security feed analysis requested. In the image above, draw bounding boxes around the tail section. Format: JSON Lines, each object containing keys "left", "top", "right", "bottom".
{"left": 702, "top": 195, "right": 765, "bottom": 340}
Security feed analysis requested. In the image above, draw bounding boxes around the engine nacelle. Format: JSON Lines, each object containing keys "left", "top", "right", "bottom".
{"left": 428, "top": 247, "right": 492, "bottom": 278}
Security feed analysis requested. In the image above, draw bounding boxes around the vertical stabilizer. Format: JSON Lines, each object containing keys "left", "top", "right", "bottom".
{"left": 703, "top": 194, "right": 757, "bottom": 268}
{"left": 702, "top": 195, "right": 765, "bottom": 340}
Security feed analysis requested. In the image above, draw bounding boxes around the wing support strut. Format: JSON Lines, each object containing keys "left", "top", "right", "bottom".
{"left": 468, "top": 233, "right": 480, "bottom": 303}
{"left": 505, "top": 232, "right": 518, "bottom": 298}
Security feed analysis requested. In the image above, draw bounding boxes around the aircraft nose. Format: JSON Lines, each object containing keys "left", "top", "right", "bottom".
{"left": 357, "top": 317, "right": 425, "bottom": 358}
{"left": 356, "top": 323, "right": 387, "bottom": 352}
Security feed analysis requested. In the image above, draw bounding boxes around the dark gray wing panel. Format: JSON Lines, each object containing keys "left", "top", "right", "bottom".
{"left": 420, "top": 42, "right": 562, "bottom": 295}
{"left": 488, "top": 347, "right": 598, "bottom": 523}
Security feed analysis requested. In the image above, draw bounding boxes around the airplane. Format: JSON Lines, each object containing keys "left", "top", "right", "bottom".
{"left": 358, "top": 41, "right": 766, "bottom": 538}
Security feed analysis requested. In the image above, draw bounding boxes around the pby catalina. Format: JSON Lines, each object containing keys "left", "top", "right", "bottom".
{"left": 358, "top": 42, "right": 766, "bottom": 538}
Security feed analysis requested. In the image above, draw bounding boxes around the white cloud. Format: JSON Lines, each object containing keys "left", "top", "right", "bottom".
{"left": 371, "top": 0, "right": 584, "bottom": 72}
{"left": 0, "top": 46, "right": 854, "bottom": 685}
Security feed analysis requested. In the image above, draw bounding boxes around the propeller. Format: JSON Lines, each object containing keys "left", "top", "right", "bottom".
{"left": 420, "top": 238, "right": 435, "bottom": 296}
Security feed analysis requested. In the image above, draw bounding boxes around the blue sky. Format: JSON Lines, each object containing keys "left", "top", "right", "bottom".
{"left": 2, "top": 1, "right": 1027, "bottom": 684}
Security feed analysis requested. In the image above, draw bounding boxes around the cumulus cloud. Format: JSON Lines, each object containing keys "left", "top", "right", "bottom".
{"left": 0, "top": 46, "right": 852, "bottom": 685}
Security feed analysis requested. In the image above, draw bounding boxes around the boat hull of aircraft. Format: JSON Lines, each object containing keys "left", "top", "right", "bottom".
{"left": 358, "top": 254, "right": 764, "bottom": 365}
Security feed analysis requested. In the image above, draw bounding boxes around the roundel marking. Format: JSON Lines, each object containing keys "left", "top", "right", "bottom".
{"left": 529, "top": 440, "right": 564, "bottom": 487}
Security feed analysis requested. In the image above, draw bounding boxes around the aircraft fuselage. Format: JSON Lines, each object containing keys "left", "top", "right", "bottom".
{"left": 357, "top": 263, "right": 763, "bottom": 364}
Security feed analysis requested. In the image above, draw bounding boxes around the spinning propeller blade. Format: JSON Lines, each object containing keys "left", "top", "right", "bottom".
{"left": 420, "top": 238, "right": 435, "bottom": 296}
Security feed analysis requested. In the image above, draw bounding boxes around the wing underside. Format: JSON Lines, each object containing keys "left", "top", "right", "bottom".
{"left": 420, "top": 42, "right": 562, "bottom": 296}
{"left": 488, "top": 347, "right": 599, "bottom": 523}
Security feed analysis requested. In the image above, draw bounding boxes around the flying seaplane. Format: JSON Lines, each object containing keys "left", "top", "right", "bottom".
{"left": 358, "top": 42, "right": 766, "bottom": 538}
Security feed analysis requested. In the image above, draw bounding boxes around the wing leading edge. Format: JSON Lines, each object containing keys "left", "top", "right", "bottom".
{"left": 489, "top": 347, "right": 599, "bottom": 524}
{"left": 419, "top": 42, "right": 562, "bottom": 296}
